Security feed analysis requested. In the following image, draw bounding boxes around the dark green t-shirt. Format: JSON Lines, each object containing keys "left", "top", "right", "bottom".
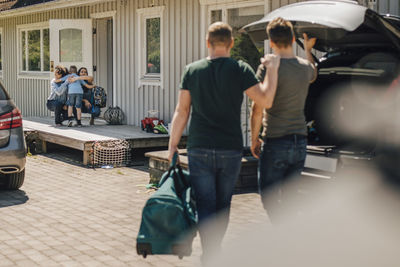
{"left": 180, "top": 57, "right": 259, "bottom": 150}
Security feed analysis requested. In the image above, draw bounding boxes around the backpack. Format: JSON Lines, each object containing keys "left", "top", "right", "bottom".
{"left": 93, "top": 86, "right": 107, "bottom": 108}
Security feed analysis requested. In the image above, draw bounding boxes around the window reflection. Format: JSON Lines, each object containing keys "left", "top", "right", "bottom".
{"left": 21, "top": 31, "right": 26, "bottom": 71}
{"left": 228, "top": 6, "right": 264, "bottom": 70}
{"left": 28, "top": 30, "right": 41, "bottom": 71}
{"left": 20, "top": 29, "right": 49, "bottom": 72}
{"left": 211, "top": 10, "right": 222, "bottom": 24}
{"left": 0, "top": 32, "right": 2, "bottom": 70}
{"left": 146, "top": 17, "right": 161, "bottom": 74}
{"left": 43, "top": 29, "right": 50, "bottom": 71}
{"left": 60, "top": 28, "right": 83, "bottom": 62}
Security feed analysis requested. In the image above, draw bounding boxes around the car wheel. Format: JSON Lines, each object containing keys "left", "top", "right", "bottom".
{"left": 4, "top": 169, "right": 25, "bottom": 190}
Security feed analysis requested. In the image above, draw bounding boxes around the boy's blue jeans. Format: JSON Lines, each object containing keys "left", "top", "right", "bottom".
{"left": 188, "top": 148, "right": 242, "bottom": 255}
{"left": 67, "top": 94, "right": 83, "bottom": 108}
{"left": 258, "top": 134, "right": 307, "bottom": 221}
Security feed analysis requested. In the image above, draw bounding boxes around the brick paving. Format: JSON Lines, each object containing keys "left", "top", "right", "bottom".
{"left": 0, "top": 149, "right": 269, "bottom": 267}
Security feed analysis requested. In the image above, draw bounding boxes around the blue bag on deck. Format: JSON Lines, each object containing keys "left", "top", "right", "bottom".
{"left": 93, "top": 86, "right": 107, "bottom": 108}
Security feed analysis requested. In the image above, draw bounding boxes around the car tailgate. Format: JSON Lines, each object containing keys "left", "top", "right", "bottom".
{"left": 242, "top": 1, "right": 400, "bottom": 52}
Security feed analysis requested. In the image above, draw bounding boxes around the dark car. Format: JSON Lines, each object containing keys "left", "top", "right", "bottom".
{"left": 0, "top": 82, "right": 26, "bottom": 190}
{"left": 243, "top": 0, "right": 400, "bottom": 177}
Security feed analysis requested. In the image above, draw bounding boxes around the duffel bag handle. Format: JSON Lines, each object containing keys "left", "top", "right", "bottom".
{"left": 170, "top": 152, "right": 179, "bottom": 168}
{"left": 158, "top": 152, "right": 180, "bottom": 186}
{"left": 158, "top": 152, "right": 189, "bottom": 197}
{"left": 169, "top": 152, "right": 189, "bottom": 188}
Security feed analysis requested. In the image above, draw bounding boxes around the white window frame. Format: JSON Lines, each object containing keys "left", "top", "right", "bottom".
{"left": 16, "top": 22, "right": 50, "bottom": 80}
{"left": 0, "top": 27, "right": 3, "bottom": 78}
{"left": 136, "top": 6, "right": 165, "bottom": 86}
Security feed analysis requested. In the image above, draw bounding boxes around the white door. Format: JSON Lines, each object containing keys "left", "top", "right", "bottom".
{"left": 49, "top": 19, "right": 93, "bottom": 77}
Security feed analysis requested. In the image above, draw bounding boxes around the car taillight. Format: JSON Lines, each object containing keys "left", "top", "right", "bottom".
{"left": 0, "top": 108, "right": 23, "bottom": 130}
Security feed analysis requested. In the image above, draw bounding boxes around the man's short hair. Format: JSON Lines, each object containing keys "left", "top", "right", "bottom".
{"left": 267, "top": 17, "right": 295, "bottom": 48}
{"left": 207, "top": 22, "right": 233, "bottom": 48}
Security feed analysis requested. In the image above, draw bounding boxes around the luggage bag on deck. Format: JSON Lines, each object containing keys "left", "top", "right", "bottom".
{"left": 136, "top": 153, "right": 197, "bottom": 259}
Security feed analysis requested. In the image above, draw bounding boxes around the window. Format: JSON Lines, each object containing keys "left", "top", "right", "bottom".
{"left": 18, "top": 23, "right": 50, "bottom": 74}
{"left": 211, "top": 10, "right": 222, "bottom": 24}
{"left": 209, "top": 4, "right": 265, "bottom": 70}
{"left": 137, "top": 6, "right": 164, "bottom": 84}
{"left": 146, "top": 18, "right": 161, "bottom": 74}
{"left": 0, "top": 28, "right": 3, "bottom": 74}
{"left": 59, "top": 28, "right": 83, "bottom": 62}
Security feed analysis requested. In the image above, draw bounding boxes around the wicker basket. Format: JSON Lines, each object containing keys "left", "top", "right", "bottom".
{"left": 91, "top": 140, "right": 131, "bottom": 167}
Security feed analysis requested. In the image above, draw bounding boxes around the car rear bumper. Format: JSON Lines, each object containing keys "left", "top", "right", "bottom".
{"left": 0, "top": 127, "right": 26, "bottom": 174}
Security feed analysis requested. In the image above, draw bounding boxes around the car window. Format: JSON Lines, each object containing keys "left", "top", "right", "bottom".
{"left": 0, "top": 83, "right": 9, "bottom": 100}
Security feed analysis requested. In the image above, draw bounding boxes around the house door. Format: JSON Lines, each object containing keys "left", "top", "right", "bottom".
{"left": 93, "top": 18, "right": 113, "bottom": 107}
{"left": 49, "top": 19, "right": 93, "bottom": 76}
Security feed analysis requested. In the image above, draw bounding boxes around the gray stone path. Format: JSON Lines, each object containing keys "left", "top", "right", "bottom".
{"left": 0, "top": 152, "right": 268, "bottom": 266}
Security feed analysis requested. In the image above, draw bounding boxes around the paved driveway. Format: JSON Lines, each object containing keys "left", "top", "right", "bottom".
{"left": 0, "top": 150, "right": 268, "bottom": 266}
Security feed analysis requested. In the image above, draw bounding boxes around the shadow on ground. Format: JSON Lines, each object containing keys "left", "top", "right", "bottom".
{"left": 37, "top": 143, "right": 165, "bottom": 174}
{"left": 0, "top": 189, "right": 29, "bottom": 208}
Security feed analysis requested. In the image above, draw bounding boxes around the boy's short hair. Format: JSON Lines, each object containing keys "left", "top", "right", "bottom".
{"left": 267, "top": 17, "right": 295, "bottom": 48}
{"left": 207, "top": 22, "right": 233, "bottom": 48}
{"left": 69, "top": 65, "right": 78, "bottom": 74}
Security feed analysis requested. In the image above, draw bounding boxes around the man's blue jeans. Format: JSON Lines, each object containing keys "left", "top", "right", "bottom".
{"left": 188, "top": 148, "right": 242, "bottom": 255}
{"left": 258, "top": 135, "right": 307, "bottom": 221}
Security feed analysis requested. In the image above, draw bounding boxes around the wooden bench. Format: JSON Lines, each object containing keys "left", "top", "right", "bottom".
{"left": 145, "top": 149, "right": 259, "bottom": 193}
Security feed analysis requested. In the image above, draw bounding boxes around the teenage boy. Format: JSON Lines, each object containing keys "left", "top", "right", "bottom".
{"left": 168, "top": 22, "right": 280, "bottom": 259}
{"left": 56, "top": 66, "right": 94, "bottom": 127}
{"left": 250, "top": 17, "right": 317, "bottom": 220}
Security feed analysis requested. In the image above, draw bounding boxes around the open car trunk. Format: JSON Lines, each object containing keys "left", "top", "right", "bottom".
{"left": 304, "top": 49, "right": 400, "bottom": 173}
{"left": 242, "top": 1, "right": 400, "bottom": 175}
{"left": 242, "top": 1, "right": 400, "bottom": 53}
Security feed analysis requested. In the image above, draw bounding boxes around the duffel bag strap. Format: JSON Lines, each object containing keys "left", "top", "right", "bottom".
{"left": 159, "top": 152, "right": 187, "bottom": 188}
{"left": 158, "top": 152, "right": 179, "bottom": 186}
{"left": 161, "top": 152, "right": 188, "bottom": 198}
{"left": 171, "top": 169, "right": 185, "bottom": 199}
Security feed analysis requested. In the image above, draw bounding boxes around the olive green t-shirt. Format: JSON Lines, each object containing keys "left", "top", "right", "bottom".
{"left": 256, "top": 57, "right": 316, "bottom": 138}
{"left": 180, "top": 57, "right": 259, "bottom": 150}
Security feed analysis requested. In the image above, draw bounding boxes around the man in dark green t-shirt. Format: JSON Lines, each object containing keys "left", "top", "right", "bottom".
{"left": 168, "top": 22, "right": 280, "bottom": 259}
{"left": 250, "top": 18, "right": 317, "bottom": 221}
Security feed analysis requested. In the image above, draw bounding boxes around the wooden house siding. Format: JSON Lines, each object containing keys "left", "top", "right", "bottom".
{"left": 115, "top": 0, "right": 203, "bottom": 126}
{"left": 0, "top": 0, "right": 204, "bottom": 125}
{"left": 0, "top": 0, "right": 398, "bottom": 125}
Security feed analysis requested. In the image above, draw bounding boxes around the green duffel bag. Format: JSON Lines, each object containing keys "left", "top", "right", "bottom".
{"left": 136, "top": 153, "right": 197, "bottom": 259}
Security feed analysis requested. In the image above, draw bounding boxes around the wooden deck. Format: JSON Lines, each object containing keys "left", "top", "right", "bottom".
{"left": 23, "top": 117, "right": 185, "bottom": 165}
